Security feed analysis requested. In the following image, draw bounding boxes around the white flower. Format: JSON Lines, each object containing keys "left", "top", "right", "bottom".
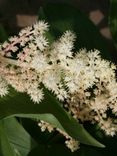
{"left": 38, "top": 120, "right": 54, "bottom": 132}
{"left": 53, "top": 31, "right": 76, "bottom": 61}
{"left": 19, "top": 26, "right": 32, "bottom": 36}
{"left": 27, "top": 84, "right": 44, "bottom": 103}
{"left": 33, "top": 21, "right": 49, "bottom": 35}
{"left": 65, "top": 139, "right": 80, "bottom": 152}
{"left": 29, "top": 88, "right": 44, "bottom": 103}
{"left": 42, "top": 69, "right": 60, "bottom": 91}
{"left": 0, "top": 77, "right": 9, "bottom": 97}
{"left": 0, "top": 20, "right": 117, "bottom": 140}
{"left": 34, "top": 35, "right": 48, "bottom": 51}
{"left": 31, "top": 53, "right": 49, "bottom": 73}
{"left": 38, "top": 120, "right": 80, "bottom": 152}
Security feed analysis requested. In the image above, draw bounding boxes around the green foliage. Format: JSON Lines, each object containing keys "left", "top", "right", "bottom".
{"left": 0, "top": 117, "right": 36, "bottom": 156}
{"left": 0, "top": 120, "right": 15, "bottom": 156}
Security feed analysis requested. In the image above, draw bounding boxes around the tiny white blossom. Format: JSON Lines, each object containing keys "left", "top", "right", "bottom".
{"left": 28, "top": 87, "right": 44, "bottom": 103}
{"left": 34, "top": 36, "right": 48, "bottom": 51}
{"left": 0, "top": 77, "right": 9, "bottom": 97}
{"left": 65, "top": 139, "right": 80, "bottom": 152}
{"left": 33, "top": 21, "right": 49, "bottom": 35}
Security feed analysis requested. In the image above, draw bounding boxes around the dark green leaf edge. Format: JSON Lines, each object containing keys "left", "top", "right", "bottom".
{"left": 0, "top": 120, "right": 16, "bottom": 156}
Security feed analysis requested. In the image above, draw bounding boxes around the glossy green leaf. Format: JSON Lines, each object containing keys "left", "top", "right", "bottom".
{"left": 0, "top": 88, "right": 104, "bottom": 148}
{"left": 0, "top": 117, "right": 36, "bottom": 156}
{"left": 0, "top": 120, "right": 15, "bottom": 156}
{"left": 14, "top": 113, "right": 105, "bottom": 148}
{"left": 39, "top": 3, "right": 111, "bottom": 59}
{"left": 109, "top": 0, "right": 117, "bottom": 48}
{"left": 2, "top": 117, "right": 36, "bottom": 156}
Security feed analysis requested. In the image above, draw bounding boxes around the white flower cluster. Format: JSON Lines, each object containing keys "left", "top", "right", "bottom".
{"left": 0, "top": 76, "right": 8, "bottom": 97}
{"left": 38, "top": 120, "right": 80, "bottom": 152}
{"left": 0, "top": 20, "right": 117, "bottom": 151}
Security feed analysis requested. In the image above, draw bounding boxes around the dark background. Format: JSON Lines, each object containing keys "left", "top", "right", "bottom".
{"left": 0, "top": 0, "right": 116, "bottom": 56}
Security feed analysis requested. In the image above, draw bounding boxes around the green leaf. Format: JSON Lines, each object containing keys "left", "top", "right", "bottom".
{"left": 109, "top": 0, "right": 117, "bottom": 48}
{"left": 15, "top": 113, "right": 105, "bottom": 148}
{"left": 2, "top": 117, "right": 36, "bottom": 156}
{"left": 0, "top": 88, "right": 105, "bottom": 148}
{"left": 39, "top": 3, "right": 111, "bottom": 60}
{"left": 0, "top": 120, "right": 15, "bottom": 156}
{"left": 0, "top": 117, "right": 36, "bottom": 156}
